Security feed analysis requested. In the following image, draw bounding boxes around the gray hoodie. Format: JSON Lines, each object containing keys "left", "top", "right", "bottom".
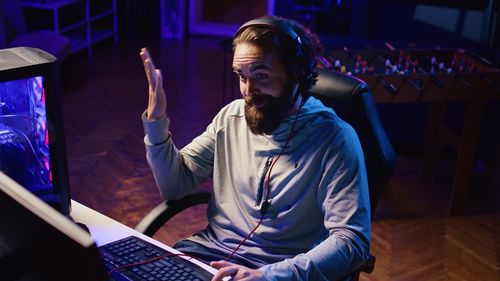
{"left": 143, "top": 96, "right": 371, "bottom": 280}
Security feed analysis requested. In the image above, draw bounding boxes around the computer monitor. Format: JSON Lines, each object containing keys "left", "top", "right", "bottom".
{"left": 0, "top": 47, "right": 71, "bottom": 215}
{"left": 0, "top": 171, "right": 107, "bottom": 281}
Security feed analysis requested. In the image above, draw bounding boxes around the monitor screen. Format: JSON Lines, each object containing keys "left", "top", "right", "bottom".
{"left": 0, "top": 47, "right": 70, "bottom": 215}
{"left": 0, "top": 171, "right": 107, "bottom": 281}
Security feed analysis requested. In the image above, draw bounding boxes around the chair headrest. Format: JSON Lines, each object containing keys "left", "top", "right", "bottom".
{"left": 307, "top": 69, "right": 397, "bottom": 214}
{"left": 309, "top": 69, "right": 369, "bottom": 102}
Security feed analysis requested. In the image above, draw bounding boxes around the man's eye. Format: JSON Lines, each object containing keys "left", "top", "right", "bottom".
{"left": 256, "top": 73, "right": 268, "bottom": 80}
{"left": 235, "top": 72, "right": 246, "bottom": 81}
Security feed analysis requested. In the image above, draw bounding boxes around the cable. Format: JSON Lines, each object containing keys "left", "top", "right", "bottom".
{"left": 225, "top": 97, "right": 306, "bottom": 261}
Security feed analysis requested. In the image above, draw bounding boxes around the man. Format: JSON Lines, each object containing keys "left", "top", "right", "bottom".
{"left": 140, "top": 16, "right": 370, "bottom": 281}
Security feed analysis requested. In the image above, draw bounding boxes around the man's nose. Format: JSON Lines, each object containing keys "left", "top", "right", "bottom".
{"left": 245, "top": 79, "right": 259, "bottom": 97}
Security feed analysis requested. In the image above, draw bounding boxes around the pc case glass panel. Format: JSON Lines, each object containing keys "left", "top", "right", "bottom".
{"left": 0, "top": 76, "right": 53, "bottom": 200}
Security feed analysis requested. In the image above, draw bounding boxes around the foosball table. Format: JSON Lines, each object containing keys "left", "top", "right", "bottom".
{"left": 317, "top": 46, "right": 499, "bottom": 215}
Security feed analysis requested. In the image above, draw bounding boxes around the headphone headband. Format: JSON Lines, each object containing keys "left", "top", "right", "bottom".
{"left": 235, "top": 17, "right": 302, "bottom": 45}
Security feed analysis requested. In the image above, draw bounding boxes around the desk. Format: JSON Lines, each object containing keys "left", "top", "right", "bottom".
{"left": 70, "top": 200, "right": 220, "bottom": 276}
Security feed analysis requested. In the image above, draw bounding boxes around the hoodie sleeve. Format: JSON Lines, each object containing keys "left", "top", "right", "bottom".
{"left": 260, "top": 124, "right": 371, "bottom": 281}
{"left": 142, "top": 111, "right": 216, "bottom": 200}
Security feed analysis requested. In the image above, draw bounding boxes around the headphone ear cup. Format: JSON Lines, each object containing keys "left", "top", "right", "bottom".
{"left": 293, "top": 56, "right": 311, "bottom": 85}
{"left": 290, "top": 51, "right": 303, "bottom": 79}
{"left": 291, "top": 63, "right": 302, "bottom": 82}
{"left": 294, "top": 56, "right": 315, "bottom": 100}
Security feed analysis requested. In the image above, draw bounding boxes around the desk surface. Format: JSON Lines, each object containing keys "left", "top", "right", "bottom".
{"left": 70, "top": 200, "right": 219, "bottom": 276}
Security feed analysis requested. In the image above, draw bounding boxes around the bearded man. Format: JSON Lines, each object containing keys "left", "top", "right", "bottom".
{"left": 140, "top": 16, "right": 370, "bottom": 281}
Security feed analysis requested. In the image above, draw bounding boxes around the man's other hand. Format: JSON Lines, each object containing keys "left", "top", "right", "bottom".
{"left": 210, "top": 260, "right": 266, "bottom": 281}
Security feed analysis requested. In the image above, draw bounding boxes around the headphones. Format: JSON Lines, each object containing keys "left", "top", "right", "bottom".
{"left": 234, "top": 16, "right": 315, "bottom": 103}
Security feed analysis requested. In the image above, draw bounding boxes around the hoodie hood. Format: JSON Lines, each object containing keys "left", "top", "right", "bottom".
{"left": 268, "top": 96, "right": 338, "bottom": 142}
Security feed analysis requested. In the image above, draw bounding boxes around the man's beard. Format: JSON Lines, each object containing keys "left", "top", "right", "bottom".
{"left": 244, "top": 87, "right": 293, "bottom": 135}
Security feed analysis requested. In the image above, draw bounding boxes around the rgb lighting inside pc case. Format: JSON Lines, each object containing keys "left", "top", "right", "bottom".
{"left": 0, "top": 76, "right": 53, "bottom": 199}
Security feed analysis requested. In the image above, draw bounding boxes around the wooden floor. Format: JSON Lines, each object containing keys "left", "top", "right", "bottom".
{"left": 61, "top": 37, "right": 500, "bottom": 280}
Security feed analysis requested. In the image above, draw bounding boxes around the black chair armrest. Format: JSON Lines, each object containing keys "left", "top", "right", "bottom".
{"left": 135, "top": 191, "right": 212, "bottom": 237}
{"left": 348, "top": 254, "right": 376, "bottom": 281}
{"left": 362, "top": 254, "right": 376, "bottom": 273}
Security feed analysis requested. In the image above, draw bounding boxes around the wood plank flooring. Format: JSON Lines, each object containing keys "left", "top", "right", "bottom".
{"left": 61, "top": 38, "right": 500, "bottom": 280}
{"left": 364, "top": 214, "right": 500, "bottom": 280}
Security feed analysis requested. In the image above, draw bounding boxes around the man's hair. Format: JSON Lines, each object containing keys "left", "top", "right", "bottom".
{"left": 233, "top": 16, "right": 323, "bottom": 95}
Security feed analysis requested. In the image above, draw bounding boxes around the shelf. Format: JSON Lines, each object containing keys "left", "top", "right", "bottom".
{"left": 91, "top": 9, "right": 115, "bottom": 21}
{"left": 60, "top": 20, "right": 87, "bottom": 33}
{"left": 91, "top": 29, "right": 115, "bottom": 44}
{"left": 22, "top": 0, "right": 80, "bottom": 9}
{"left": 21, "top": 0, "right": 117, "bottom": 57}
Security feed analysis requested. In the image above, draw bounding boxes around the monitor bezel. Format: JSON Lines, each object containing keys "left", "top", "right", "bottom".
{"left": 0, "top": 171, "right": 107, "bottom": 281}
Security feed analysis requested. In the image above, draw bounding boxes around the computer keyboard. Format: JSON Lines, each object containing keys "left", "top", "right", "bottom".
{"left": 99, "top": 236, "right": 214, "bottom": 281}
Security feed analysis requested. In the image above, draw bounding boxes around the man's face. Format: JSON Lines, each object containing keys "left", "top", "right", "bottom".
{"left": 232, "top": 43, "right": 294, "bottom": 135}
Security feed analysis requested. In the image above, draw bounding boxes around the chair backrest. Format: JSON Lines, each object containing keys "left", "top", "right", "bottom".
{"left": 309, "top": 69, "right": 397, "bottom": 215}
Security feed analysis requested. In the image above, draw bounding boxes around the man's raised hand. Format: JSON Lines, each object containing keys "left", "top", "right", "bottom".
{"left": 140, "top": 47, "right": 167, "bottom": 120}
